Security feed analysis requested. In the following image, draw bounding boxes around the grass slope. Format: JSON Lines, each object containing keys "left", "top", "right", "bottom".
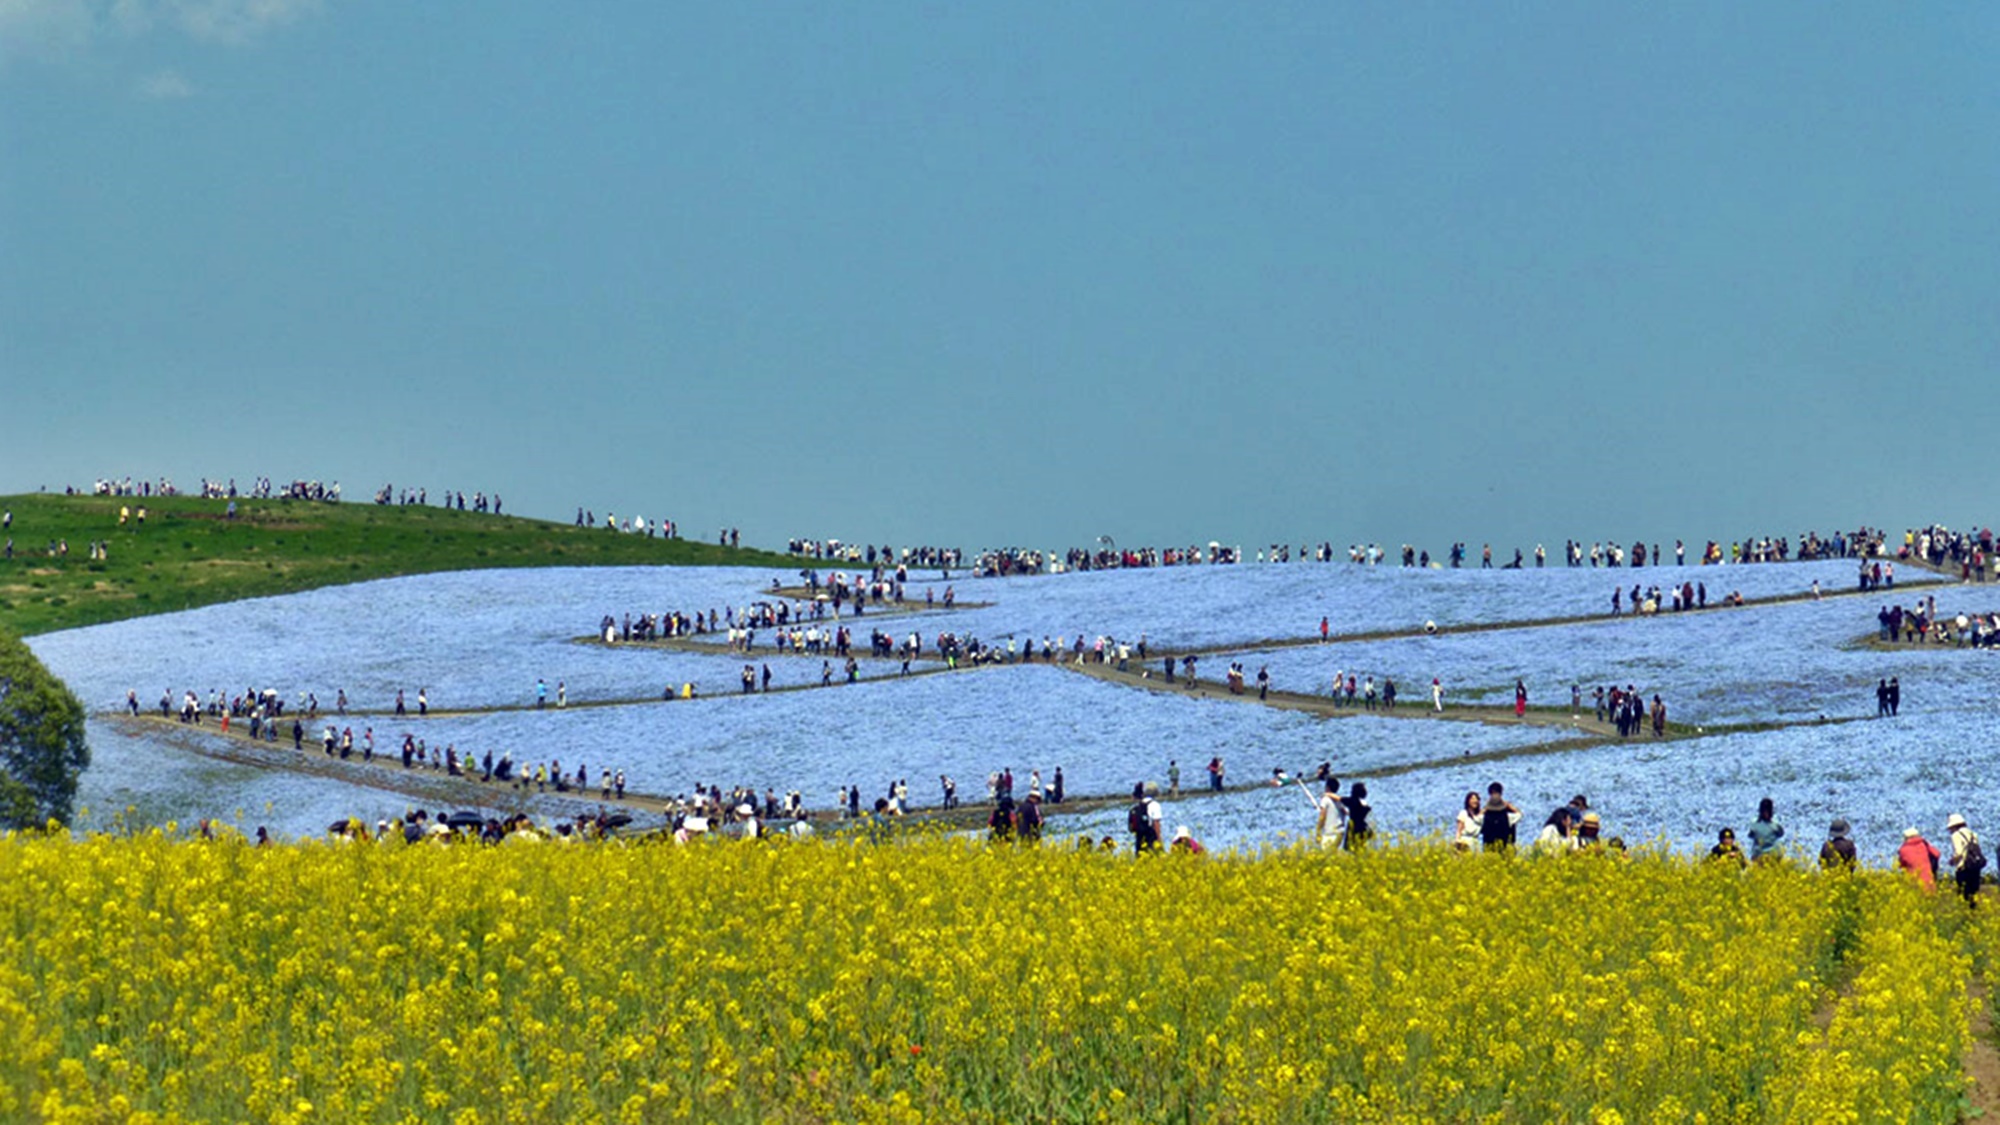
{"left": 0, "top": 493, "right": 796, "bottom": 636}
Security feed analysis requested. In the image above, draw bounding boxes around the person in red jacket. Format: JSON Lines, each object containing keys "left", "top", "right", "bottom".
{"left": 1897, "top": 827, "right": 1940, "bottom": 889}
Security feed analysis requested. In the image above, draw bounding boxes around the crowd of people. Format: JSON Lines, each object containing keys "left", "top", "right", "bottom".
{"left": 776, "top": 526, "right": 1903, "bottom": 580}
{"left": 72, "top": 475, "right": 344, "bottom": 502}
{"left": 1874, "top": 593, "right": 2000, "bottom": 647}
{"left": 1903, "top": 524, "right": 1997, "bottom": 581}
{"left": 1284, "top": 781, "right": 1990, "bottom": 902}
{"left": 572, "top": 509, "right": 682, "bottom": 539}
{"left": 785, "top": 540, "right": 963, "bottom": 571}
{"left": 375, "top": 484, "right": 506, "bottom": 515}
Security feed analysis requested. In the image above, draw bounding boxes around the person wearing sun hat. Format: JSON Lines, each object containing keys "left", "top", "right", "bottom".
{"left": 1820, "top": 819, "right": 1857, "bottom": 870}
{"left": 1948, "top": 814, "right": 1985, "bottom": 906}
{"left": 1896, "top": 826, "right": 1939, "bottom": 890}
{"left": 1575, "top": 811, "right": 1603, "bottom": 851}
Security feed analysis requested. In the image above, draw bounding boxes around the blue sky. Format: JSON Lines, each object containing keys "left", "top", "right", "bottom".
{"left": 4, "top": 3, "right": 1996, "bottom": 555}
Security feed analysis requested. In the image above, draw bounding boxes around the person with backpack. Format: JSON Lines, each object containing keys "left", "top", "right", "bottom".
{"left": 1129, "top": 782, "right": 1163, "bottom": 854}
{"left": 1480, "top": 782, "right": 1521, "bottom": 852}
{"left": 1949, "top": 814, "right": 1984, "bottom": 906}
{"left": 988, "top": 795, "right": 1016, "bottom": 843}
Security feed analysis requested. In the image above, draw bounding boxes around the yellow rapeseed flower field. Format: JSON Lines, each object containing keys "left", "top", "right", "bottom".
{"left": 0, "top": 830, "right": 1978, "bottom": 1123}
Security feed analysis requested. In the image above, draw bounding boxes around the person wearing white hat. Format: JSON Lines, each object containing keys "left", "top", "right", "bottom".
{"left": 1948, "top": 814, "right": 1985, "bottom": 906}
{"left": 1896, "top": 826, "right": 1939, "bottom": 890}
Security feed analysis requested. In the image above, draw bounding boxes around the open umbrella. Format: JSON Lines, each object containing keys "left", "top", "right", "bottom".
{"left": 602, "top": 813, "right": 633, "bottom": 829}
{"left": 446, "top": 810, "right": 485, "bottom": 830}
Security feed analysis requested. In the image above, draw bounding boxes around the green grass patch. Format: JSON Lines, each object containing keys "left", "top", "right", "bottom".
{"left": 0, "top": 493, "right": 797, "bottom": 636}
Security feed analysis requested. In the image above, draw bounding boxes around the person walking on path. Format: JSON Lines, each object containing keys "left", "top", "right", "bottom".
{"left": 1897, "top": 827, "right": 1940, "bottom": 890}
{"left": 1514, "top": 680, "right": 1527, "bottom": 719}
{"left": 1948, "top": 814, "right": 1985, "bottom": 907}
{"left": 1747, "top": 798, "right": 1785, "bottom": 863}
{"left": 1168, "top": 760, "right": 1180, "bottom": 798}
{"left": 1432, "top": 677, "right": 1443, "bottom": 712}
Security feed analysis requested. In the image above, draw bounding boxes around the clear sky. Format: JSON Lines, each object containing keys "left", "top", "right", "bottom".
{"left": 4, "top": 3, "right": 1996, "bottom": 555}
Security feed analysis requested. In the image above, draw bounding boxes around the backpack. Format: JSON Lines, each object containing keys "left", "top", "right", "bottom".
{"left": 1481, "top": 806, "right": 1514, "bottom": 848}
{"left": 1965, "top": 836, "right": 1986, "bottom": 874}
{"left": 1128, "top": 801, "right": 1152, "bottom": 838}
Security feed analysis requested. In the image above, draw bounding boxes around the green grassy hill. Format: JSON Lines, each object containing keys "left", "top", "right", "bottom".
{"left": 0, "top": 493, "right": 797, "bottom": 636}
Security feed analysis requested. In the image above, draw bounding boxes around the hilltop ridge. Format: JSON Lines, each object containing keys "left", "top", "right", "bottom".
{"left": 0, "top": 493, "right": 794, "bottom": 636}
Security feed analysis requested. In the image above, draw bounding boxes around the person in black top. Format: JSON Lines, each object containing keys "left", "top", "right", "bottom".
{"left": 1341, "top": 783, "right": 1373, "bottom": 850}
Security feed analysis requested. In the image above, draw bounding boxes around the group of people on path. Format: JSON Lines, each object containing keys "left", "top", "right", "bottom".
{"left": 1590, "top": 685, "right": 1668, "bottom": 737}
{"left": 145, "top": 683, "right": 428, "bottom": 727}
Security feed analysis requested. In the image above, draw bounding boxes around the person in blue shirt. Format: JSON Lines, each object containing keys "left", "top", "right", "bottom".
{"left": 1747, "top": 797, "right": 1786, "bottom": 863}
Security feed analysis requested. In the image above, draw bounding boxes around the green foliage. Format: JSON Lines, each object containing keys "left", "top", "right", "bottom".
{"left": 0, "top": 629, "right": 89, "bottom": 828}
{"left": 0, "top": 494, "right": 797, "bottom": 636}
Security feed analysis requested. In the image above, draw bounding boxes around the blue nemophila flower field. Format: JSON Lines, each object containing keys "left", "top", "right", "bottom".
{"left": 30, "top": 558, "right": 1981, "bottom": 858}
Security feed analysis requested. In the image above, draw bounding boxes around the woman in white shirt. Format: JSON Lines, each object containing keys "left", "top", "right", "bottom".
{"left": 1534, "top": 808, "right": 1576, "bottom": 856}
{"left": 1453, "top": 792, "right": 1482, "bottom": 852}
